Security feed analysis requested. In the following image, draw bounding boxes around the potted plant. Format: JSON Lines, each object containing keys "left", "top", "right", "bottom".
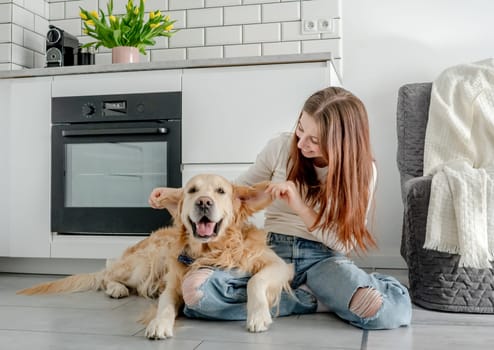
{"left": 79, "top": 0, "right": 177, "bottom": 63}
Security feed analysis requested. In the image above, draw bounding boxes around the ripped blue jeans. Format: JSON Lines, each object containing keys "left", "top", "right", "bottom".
{"left": 183, "top": 232, "right": 412, "bottom": 330}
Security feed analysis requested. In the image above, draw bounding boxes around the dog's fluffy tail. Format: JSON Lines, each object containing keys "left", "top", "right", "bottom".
{"left": 16, "top": 271, "right": 105, "bottom": 295}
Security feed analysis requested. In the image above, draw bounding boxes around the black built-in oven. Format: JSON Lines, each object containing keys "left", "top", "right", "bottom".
{"left": 51, "top": 92, "right": 181, "bottom": 235}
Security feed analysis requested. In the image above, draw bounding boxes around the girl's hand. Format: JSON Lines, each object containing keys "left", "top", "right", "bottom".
{"left": 148, "top": 187, "right": 177, "bottom": 209}
{"left": 266, "top": 181, "right": 307, "bottom": 214}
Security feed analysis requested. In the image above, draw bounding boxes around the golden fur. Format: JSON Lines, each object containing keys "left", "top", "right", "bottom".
{"left": 17, "top": 174, "right": 294, "bottom": 339}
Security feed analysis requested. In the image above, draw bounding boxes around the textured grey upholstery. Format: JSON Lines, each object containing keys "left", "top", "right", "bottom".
{"left": 396, "top": 83, "right": 494, "bottom": 313}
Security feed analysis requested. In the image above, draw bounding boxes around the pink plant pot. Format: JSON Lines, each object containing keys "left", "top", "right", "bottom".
{"left": 112, "top": 46, "right": 140, "bottom": 64}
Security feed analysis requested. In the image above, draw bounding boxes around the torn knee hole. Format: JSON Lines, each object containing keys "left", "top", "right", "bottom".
{"left": 349, "top": 287, "right": 382, "bottom": 318}
{"left": 182, "top": 269, "right": 213, "bottom": 306}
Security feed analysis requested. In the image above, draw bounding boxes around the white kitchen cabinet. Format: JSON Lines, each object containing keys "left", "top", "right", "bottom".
{"left": 8, "top": 77, "right": 52, "bottom": 257}
{"left": 52, "top": 69, "right": 182, "bottom": 97}
{"left": 0, "top": 79, "right": 11, "bottom": 256}
{"left": 182, "top": 61, "right": 333, "bottom": 164}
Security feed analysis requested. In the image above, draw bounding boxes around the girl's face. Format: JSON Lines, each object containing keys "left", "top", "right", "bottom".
{"left": 295, "top": 111, "right": 324, "bottom": 160}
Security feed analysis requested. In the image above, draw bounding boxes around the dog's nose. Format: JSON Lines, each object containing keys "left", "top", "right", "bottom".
{"left": 196, "top": 196, "right": 213, "bottom": 209}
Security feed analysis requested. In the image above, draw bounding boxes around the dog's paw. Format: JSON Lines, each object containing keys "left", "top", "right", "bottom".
{"left": 145, "top": 317, "right": 174, "bottom": 340}
{"left": 105, "top": 281, "right": 130, "bottom": 299}
{"left": 246, "top": 307, "right": 272, "bottom": 333}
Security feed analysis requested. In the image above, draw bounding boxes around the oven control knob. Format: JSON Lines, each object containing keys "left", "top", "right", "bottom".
{"left": 82, "top": 103, "right": 96, "bottom": 117}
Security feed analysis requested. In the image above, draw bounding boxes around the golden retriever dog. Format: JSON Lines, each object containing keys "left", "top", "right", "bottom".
{"left": 17, "top": 174, "right": 294, "bottom": 339}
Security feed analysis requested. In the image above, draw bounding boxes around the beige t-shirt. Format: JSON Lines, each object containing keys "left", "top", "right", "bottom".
{"left": 236, "top": 132, "right": 376, "bottom": 253}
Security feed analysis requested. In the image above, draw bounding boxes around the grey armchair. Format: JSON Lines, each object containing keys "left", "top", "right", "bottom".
{"left": 397, "top": 83, "right": 494, "bottom": 313}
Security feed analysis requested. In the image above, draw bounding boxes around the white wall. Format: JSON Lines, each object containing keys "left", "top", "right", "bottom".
{"left": 343, "top": 0, "right": 494, "bottom": 267}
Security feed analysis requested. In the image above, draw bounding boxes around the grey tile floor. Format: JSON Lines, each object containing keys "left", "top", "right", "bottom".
{"left": 1, "top": 270, "right": 494, "bottom": 350}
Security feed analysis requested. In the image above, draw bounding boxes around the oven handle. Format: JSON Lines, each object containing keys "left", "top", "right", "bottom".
{"left": 62, "top": 127, "right": 169, "bottom": 137}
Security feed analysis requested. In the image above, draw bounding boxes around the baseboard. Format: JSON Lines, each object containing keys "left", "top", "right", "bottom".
{"left": 0, "top": 257, "right": 106, "bottom": 275}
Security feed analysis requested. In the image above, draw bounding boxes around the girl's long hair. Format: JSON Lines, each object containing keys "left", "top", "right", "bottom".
{"left": 287, "top": 87, "right": 376, "bottom": 253}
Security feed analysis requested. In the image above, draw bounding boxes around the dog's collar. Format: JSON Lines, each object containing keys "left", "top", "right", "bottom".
{"left": 178, "top": 251, "right": 195, "bottom": 266}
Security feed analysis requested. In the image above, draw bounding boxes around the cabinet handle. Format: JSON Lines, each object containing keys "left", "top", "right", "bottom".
{"left": 62, "top": 127, "right": 168, "bottom": 137}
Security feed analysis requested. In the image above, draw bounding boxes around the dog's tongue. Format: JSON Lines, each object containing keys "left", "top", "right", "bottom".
{"left": 196, "top": 222, "right": 216, "bottom": 237}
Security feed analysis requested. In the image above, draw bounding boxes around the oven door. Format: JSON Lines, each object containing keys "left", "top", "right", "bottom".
{"left": 51, "top": 120, "right": 181, "bottom": 235}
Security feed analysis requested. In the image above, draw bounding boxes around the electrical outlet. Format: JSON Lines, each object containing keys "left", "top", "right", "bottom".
{"left": 302, "top": 19, "right": 317, "bottom": 34}
{"left": 318, "top": 18, "right": 332, "bottom": 33}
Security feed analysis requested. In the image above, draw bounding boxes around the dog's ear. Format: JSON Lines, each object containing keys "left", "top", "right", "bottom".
{"left": 233, "top": 181, "right": 273, "bottom": 220}
{"left": 156, "top": 188, "right": 183, "bottom": 218}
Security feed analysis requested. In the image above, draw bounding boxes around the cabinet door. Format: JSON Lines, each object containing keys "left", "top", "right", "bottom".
{"left": 182, "top": 62, "right": 331, "bottom": 164}
{"left": 0, "top": 79, "right": 11, "bottom": 256}
{"left": 8, "top": 77, "right": 52, "bottom": 257}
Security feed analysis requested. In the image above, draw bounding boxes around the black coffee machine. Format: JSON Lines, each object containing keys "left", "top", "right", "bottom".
{"left": 45, "top": 25, "right": 79, "bottom": 67}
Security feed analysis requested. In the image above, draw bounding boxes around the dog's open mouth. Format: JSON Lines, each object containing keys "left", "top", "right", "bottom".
{"left": 189, "top": 216, "right": 222, "bottom": 239}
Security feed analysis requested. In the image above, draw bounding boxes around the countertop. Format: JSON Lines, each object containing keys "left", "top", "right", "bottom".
{"left": 0, "top": 53, "right": 332, "bottom": 79}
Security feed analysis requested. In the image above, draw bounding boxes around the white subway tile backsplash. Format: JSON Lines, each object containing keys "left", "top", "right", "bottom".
{"left": 169, "top": 27, "right": 204, "bottom": 48}
{"left": 224, "top": 43, "right": 260, "bottom": 58}
{"left": 0, "top": 4, "right": 12, "bottom": 22}
{"left": 262, "top": 40, "right": 299, "bottom": 55}
{"left": 33, "top": 52, "right": 46, "bottom": 68}
{"left": 0, "top": 63, "right": 12, "bottom": 71}
{"left": 13, "top": 5, "right": 35, "bottom": 31}
{"left": 2, "top": 0, "right": 341, "bottom": 70}
{"left": 145, "top": 0, "right": 168, "bottom": 11}
{"left": 187, "top": 7, "right": 222, "bottom": 27}
{"left": 66, "top": 0, "right": 98, "bottom": 19}
{"left": 12, "top": 25, "right": 23, "bottom": 45}
{"left": 282, "top": 21, "right": 318, "bottom": 41}
{"left": 34, "top": 50, "right": 45, "bottom": 68}
{"left": 24, "top": 0, "right": 46, "bottom": 17}
{"left": 49, "top": 2, "right": 65, "bottom": 20}
{"left": 301, "top": 38, "right": 340, "bottom": 57}
{"left": 0, "top": 24, "right": 11, "bottom": 43}
{"left": 169, "top": 0, "right": 204, "bottom": 10}
{"left": 23, "top": 29, "right": 45, "bottom": 53}
{"left": 206, "top": 25, "right": 241, "bottom": 45}
{"left": 151, "top": 47, "right": 186, "bottom": 61}
{"left": 224, "top": 5, "right": 260, "bottom": 25}
{"left": 187, "top": 45, "right": 222, "bottom": 59}
{"left": 321, "top": 18, "right": 341, "bottom": 39}
{"left": 109, "top": 0, "right": 130, "bottom": 15}
{"left": 262, "top": 1, "right": 299, "bottom": 23}
{"left": 35, "top": 15, "right": 49, "bottom": 36}
{"left": 95, "top": 51, "right": 111, "bottom": 65}
{"left": 0, "top": 44, "right": 11, "bottom": 62}
{"left": 244, "top": 22, "right": 280, "bottom": 43}
{"left": 167, "top": 10, "right": 186, "bottom": 29}
{"left": 12, "top": 44, "right": 34, "bottom": 68}
{"left": 49, "top": 18, "right": 82, "bottom": 36}
{"left": 152, "top": 36, "right": 169, "bottom": 49}
{"left": 205, "top": 0, "right": 240, "bottom": 7}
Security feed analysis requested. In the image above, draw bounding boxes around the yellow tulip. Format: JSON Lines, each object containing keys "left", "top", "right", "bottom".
{"left": 149, "top": 11, "right": 155, "bottom": 20}
{"left": 150, "top": 23, "right": 159, "bottom": 29}
{"left": 82, "top": 28, "right": 89, "bottom": 35}
{"left": 79, "top": 12, "right": 87, "bottom": 20}
{"left": 134, "top": 7, "right": 139, "bottom": 15}
{"left": 85, "top": 20, "right": 95, "bottom": 27}
{"left": 165, "top": 24, "right": 173, "bottom": 31}
{"left": 155, "top": 10, "right": 161, "bottom": 17}
{"left": 164, "top": 15, "right": 170, "bottom": 22}
{"left": 109, "top": 15, "right": 116, "bottom": 22}
{"left": 90, "top": 10, "right": 99, "bottom": 18}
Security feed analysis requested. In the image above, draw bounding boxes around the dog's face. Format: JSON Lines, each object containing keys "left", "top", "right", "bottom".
{"left": 158, "top": 174, "right": 272, "bottom": 244}
{"left": 181, "top": 174, "right": 235, "bottom": 242}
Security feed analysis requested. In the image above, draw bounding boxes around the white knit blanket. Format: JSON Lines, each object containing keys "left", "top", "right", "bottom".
{"left": 423, "top": 58, "right": 494, "bottom": 268}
